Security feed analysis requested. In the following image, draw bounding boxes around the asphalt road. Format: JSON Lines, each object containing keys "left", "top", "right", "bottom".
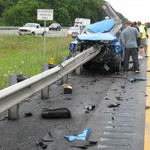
{"left": 0, "top": 29, "right": 68, "bottom": 37}
{"left": 0, "top": 54, "right": 147, "bottom": 150}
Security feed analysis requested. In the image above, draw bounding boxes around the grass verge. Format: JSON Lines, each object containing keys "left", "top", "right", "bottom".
{"left": 0, "top": 34, "right": 73, "bottom": 90}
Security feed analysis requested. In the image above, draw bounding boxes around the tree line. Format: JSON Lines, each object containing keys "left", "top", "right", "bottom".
{"left": 0, "top": 0, "right": 127, "bottom": 26}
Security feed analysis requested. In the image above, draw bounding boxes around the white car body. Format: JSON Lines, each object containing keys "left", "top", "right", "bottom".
{"left": 18, "top": 23, "right": 47, "bottom": 35}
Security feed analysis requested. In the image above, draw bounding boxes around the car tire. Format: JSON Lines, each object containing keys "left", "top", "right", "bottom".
{"left": 31, "top": 32, "right": 35, "bottom": 35}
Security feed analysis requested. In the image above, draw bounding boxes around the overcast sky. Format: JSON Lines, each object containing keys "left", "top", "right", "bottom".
{"left": 106, "top": 0, "right": 149, "bottom": 24}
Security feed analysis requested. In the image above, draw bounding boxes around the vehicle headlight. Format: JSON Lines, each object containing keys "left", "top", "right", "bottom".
{"left": 68, "top": 31, "right": 72, "bottom": 34}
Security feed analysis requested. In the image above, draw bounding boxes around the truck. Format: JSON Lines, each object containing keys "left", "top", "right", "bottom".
{"left": 18, "top": 23, "right": 48, "bottom": 36}
{"left": 74, "top": 18, "right": 91, "bottom": 28}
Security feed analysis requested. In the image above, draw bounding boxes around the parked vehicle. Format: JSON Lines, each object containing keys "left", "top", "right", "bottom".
{"left": 68, "top": 3, "right": 124, "bottom": 73}
{"left": 49, "top": 23, "right": 61, "bottom": 31}
{"left": 74, "top": 18, "right": 91, "bottom": 28}
{"left": 18, "top": 23, "right": 47, "bottom": 36}
{"left": 67, "top": 27, "right": 81, "bottom": 36}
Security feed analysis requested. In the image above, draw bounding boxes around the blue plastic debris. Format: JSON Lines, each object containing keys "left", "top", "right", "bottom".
{"left": 104, "top": 96, "right": 110, "bottom": 100}
{"left": 65, "top": 128, "right": 92, "bottom": 142}
{"left": 128, "top": 78, "right": 147, "bottom": 82}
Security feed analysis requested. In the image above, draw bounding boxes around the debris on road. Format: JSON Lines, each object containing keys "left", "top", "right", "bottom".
{"left": 128, "top": 78, "right": 147, "bottom": 82}
{"left": 107, "top": 102, "right": 120, "bottom": 108}
{"left": 65, "top": 128, "right": 92, "bottom": 142}
{"left": 85, "top": 105, "right": 95, "bottom": 110}
{"left": 43, "top": 131, "right": 53, "bottom": 142}
{"left": 104, "top": 96, "right": 110, "bottom": 100}
{"left": 70, "top": 139, "right": 98, "bottom": 149}
{"left": 61, "top": 84, "right": 72, "bottom": 94}
{"left": 41, "top": 108, "right": 71, "bottom": 118}
{"left": 145, "top": 106, "right": 150, "bottom": 109}
{"left": 24, "top": 112, "right": 33, "bottom": 117}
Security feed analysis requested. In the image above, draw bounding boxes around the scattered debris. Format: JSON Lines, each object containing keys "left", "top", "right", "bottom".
{"left": 43, "top": 132, "right": 54, "bottom": 142}
{"left": 104, "top": 96, "right": 110, "bottom": 100}
{"left": 85, "top": 105, "right": 95, "bottom": 110}
{"left": 107, "top": 102, "right": 120, "bottom": 108}
{"left": 145, "top": 106, "right": 150, "bottom": 109}
{"left": 70, "top": 139, "right": 98, "bottom": 149}
{"left": 24, "top": 112, "right": 33, "bottom": 117}
{"left": 116, "top": 96, "right": 123, "bottom": 101}
{"left": 41, "top": 108, "right": 71, "bottom": 118}
{"left": 65, "top": 128, "right": 92, "bottom": 142}
{"left": 61, "top": 84, "right": 72, "bottom": 94}
{"left": 36, "top": 140, "right": 47, "bottom": 149}
{"left": 121, "top": 85, "right": 125, "bottom": 89}
{"left": 128, "top": 78, "right": 147, "bottom": 82}
{"left": 111, "top": 117, "right": 114, "bottom": 120}
{"left": 85, "top": 111, "right": 89, "bottom": 113}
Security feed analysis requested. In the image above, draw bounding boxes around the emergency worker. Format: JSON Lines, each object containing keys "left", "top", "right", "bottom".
{"left": 137, "top": 21, "right": 146, "bottom": 59}
{"left": 144, "top": 22, "right": 149, "bottom": 57}
{"left": 121, "top": 20, "right": 141, "bottom": 73}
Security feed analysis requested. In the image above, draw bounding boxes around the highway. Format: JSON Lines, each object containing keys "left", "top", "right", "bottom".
{"left": 0, "top": 29, "right": 150, "bottom": 150}
{"left": 0, "top": 28, "right": 69, "bottom": 37}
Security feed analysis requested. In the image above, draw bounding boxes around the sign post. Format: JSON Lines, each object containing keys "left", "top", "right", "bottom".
{"left": 37, "top": 9, "right": 53, "bottom": 57}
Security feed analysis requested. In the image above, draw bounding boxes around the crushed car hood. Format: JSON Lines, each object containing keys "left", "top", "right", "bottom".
{"left": 77, "top": 32, "right": 118, "bottom": 41}
{"left": 86, "top": 19, "right": 115, "bottom": 33}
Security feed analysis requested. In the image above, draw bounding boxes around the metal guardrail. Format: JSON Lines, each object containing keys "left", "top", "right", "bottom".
{"left": 0, "top": 46, "right": 102, "bottom": 114}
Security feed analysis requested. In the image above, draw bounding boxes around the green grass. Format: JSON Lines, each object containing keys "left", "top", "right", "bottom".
{"left": 0, "top": 35, "right": 73, "bottom": 90}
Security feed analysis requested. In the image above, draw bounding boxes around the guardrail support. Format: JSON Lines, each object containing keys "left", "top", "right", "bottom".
{"left": 75, "top": 52, "right": 81, "bottom": 75}
{"left": 75, "top": 66, "right": 81, "bottom": 75}
{"left": 61, "top": 56, "right": 68, "bottom": 84}
{"left": 41, "top": 63, "right": 49, "bottom": 99}
{"left": 8, "top": 75, "right": 19, "bottom": 120}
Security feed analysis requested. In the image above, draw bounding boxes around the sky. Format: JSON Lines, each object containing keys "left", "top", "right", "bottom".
{"left": 106, "top": 0, "right": 149, "bottom": 24}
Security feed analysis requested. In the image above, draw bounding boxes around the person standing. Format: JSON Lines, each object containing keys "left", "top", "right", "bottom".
{"left": 144, "top": 22, "right": 149, "bottom": 57}
{"left": 137, "top": 21, "right": 146, "bottom": 59}
{"left": 121, "top": 20, "right": 141, "bottom": 73}
{"left": 133, "top": 21, "right": 141, "bottom": 47}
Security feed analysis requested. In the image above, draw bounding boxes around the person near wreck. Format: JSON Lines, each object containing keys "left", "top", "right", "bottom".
{"left": 121, "top": 20, "right": 141, "bottom": 74}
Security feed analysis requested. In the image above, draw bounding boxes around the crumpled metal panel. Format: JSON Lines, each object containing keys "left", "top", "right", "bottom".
{"left": 86, "top": 19, "right": 115, "bottom": 33}
{"left": 77, "top": 32, "right": 118, "bottom": 41}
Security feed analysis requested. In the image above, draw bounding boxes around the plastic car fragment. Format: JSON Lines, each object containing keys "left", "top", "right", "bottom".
{"left": 65, "top": 128, "right": 92, "bottom": 142}
{"left": 70, "top": 139, "right": 98, "bottom": 149}
{"left": 128, "top": 78, "right": 147, "bottom": 82}
{"left": 107, "top": 102, "right": 120, "bottom": 108}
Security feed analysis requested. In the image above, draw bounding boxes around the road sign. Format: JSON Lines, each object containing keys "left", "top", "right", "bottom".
{"left": 37, "top": 9, "right": 53, "bottom": 20}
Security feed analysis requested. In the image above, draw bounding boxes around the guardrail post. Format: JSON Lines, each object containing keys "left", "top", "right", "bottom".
{"left": 75, "top": 52, "right": 81, "bottom": 75}
{"left": 41, "top": 63, "right": 49, "bottom": 99}
{"left": 61, "top": 56, "right": 68, "bottom": 84}
{"left": 8, "top": 75, "right": 19, "bottom": 120}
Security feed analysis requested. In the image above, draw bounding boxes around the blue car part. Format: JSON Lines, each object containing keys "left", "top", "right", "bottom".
{"left": 109, "top": 41, "right": 122, "bottom": 54}
{"left": 128, "top": 78, "right": 147, "bottom": 82}
{"left": 77, "top": 32, "right": 118, "bottom": 41}
{"left": 65, "top": 128, "right": 92, "bottom": 142}
{"left": 86, "top": 19, "right": 115, "bottom": 33}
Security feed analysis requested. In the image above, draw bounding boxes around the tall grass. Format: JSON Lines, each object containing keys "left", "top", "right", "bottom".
{"left": 0, "top": 35, "right": 73, "bottom": 90}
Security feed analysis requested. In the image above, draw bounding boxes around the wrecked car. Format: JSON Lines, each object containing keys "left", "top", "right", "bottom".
{"left": 68, "top": 18, "right": 123, "bottom": 73}
{"left": 68, "top": 2, "right": 124, "bottom": 73}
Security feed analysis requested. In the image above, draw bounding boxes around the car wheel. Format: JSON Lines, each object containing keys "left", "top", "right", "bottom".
{"left": 31, "top": 32, "right": 35, "bottom": 35}
{"left": 42, "top": 32, "right": 45, "bottom": 36}
{"left": 49, "top": 28, "right": 51, "bottom": 31}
